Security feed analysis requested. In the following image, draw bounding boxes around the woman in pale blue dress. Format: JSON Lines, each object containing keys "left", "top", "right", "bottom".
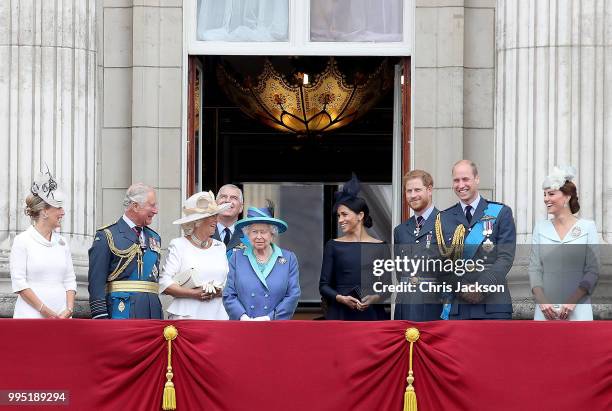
{"left": 528, "top": 166, "right": 599, "bottom": 321}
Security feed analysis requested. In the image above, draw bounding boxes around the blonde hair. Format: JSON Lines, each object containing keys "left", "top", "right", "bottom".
{"left": 181, "top": 220, "right": 203, "bottom": 236}
{"left": 24, "top": 194, "right": 50, "bottom": 222}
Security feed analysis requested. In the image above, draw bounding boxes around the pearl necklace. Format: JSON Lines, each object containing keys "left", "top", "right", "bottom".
{"left": 190, "top": 233, "right": 211, "bottom": 249}
{"left": 255, "top": 248, "right": 272, "bottom": 263}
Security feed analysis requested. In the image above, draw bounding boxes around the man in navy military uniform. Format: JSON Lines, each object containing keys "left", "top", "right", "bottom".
{"left": 213, "top": 184, "right": 246, "bottom": 257}
{"left": 88, "top": 183, "right": 163, "bottom": 319}
{"left": 437, "top": 160, "right": 516, "bottom": 320}
{"left": 394, "top": 170, "right": 443, "bottom": 321}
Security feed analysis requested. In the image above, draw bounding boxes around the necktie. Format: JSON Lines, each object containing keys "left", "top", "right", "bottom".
{"left": 133, "top": 226, "right": 145, "bottom": 248}
{"left": 223, "top": 227, "right": 231, "bottom": 246}
{"left": 416, "top": 215, "right": 424, "bottom": 229}
{"left": 465, "top": 205, "right": 473, "bottom": 224}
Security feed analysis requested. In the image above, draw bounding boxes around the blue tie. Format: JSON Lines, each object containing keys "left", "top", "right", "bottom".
{"left": 465, "top": 205, "right": 473, "bottom": 224}
{"left": 223, "top": 227, "right": 231, "bottom": 246}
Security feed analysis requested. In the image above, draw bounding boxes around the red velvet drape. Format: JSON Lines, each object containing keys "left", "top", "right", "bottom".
{"left": 1, "top": 320, "right": 611, "bottom": 410}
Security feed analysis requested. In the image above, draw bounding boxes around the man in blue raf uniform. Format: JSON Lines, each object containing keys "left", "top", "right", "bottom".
{"left": 394, "top": 170, "right": 443, "bottom": 321}
{"left": 213, "top": 184, "right": 246, "bottom": 258}
{"left": 88, "top": 183, "right": 163, "bottom": 319}
{"left": 437, "top": 160, "right": 516, "bottom": 320}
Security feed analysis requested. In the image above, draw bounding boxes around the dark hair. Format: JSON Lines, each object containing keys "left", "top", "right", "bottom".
{"left": 559, "top": 181, "right": 580, "bottom": 214}
{"left": 334, "top": 198, "right": 373, "bottom": 228}
{"left": 333, "top": 174, "right": 374, "bottom": 228}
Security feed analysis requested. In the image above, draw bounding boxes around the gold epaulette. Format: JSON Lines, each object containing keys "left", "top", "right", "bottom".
{"left": 103, "top": 229, "right": 143, "bottom": 282}
{"left": 435, "top": 213, "right": 466, "bottom": 260}
{"left": 96, "top": 222, "right": 115, "bottom": 231}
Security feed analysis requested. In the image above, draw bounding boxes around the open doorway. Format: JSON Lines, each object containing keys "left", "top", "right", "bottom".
{"left": 187, "top": 55, "right": 409, "bottom": 312}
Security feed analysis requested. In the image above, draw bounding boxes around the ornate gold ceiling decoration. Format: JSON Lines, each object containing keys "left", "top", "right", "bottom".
{"left": 217, "top": 57, "right": 393, "bottom": 137}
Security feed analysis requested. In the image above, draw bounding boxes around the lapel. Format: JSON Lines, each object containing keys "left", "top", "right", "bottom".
{"left": 469, "top": 197, "right": 488, "bottom": 229}
{"left": 228, "top": 230, "right": 243, "bottom": 249}
{"left": 539, "top": 221, "right": 560, "bottom": 243}
{"left": 117, "top": 217, "right": 138, "bottom": 245}
{"left": 416, "top": 207, "right": 438, "bottom": 239}
{"left": 215, "top": 224, "right": 242, "bottom": 249}
{"left": 452, "top": 203, "right": 469, "bottom": 227}
{"left": 212, "top": 227, "right": 222, "bottom": 242}
{"left": 404, "top": 217, "right": 417, "bottom": 239}
{"left": 540, "top": 219, "right": 588, "bottom": 243}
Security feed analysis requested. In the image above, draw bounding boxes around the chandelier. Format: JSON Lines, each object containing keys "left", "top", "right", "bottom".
{"left": 217, "top": 57, "right": 393, "bottom": 137}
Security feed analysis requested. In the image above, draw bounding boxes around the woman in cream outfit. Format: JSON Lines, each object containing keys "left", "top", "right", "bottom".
{"left": 529, "top": 166, "right": 599, "bottom": 321}
{"left": 159, "top": 191, "right": 231, "bottom": 320}
{"left": 10, "top": 171, "right": 77, "bottom": 318}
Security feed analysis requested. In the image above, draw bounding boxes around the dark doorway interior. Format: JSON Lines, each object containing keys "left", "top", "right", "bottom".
{"left": 196, "top": 55, "right": 397, "bottom": 310}
{"left": 199, "top": 55, "right": 396, "bottom": 188}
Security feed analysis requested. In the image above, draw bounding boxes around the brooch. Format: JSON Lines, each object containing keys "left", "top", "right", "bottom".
{"left": 571, "top": 226, "right": 582, "bottom": 238}
{"left": 278, "top": 257, "right": 287, "bottom": 265}
{"left": 482, "top": 238, "right": 495, "bottom": 252}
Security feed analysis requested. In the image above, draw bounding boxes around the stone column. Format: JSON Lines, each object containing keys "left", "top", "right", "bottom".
{"left": 0, "top": 0, "right": 97, "bottom": 316}
{"left": 496, "top": 0, "right": 612, "bottom": 317}
{"left": 413, "top": 0, "right": 497, "bottom": 209}
{"left": 100, "top": 0, "right": 183, "bottom": 245}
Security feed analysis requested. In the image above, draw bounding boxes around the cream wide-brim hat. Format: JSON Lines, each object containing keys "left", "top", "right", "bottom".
{"left": 172, "top": 191, "right": 231, "bottom": 225}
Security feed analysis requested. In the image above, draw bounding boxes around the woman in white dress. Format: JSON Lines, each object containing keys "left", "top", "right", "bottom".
{"left": 159, "top": 191, "right": 232, "bottom": 320}
{"left": 529, "top": 166, "right": 599, "bottom": 321}
{"left": 10, "top": 171, "right": 77, "bottom": 318}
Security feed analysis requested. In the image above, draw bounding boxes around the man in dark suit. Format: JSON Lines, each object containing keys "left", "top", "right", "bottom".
{"left": 438, "top": 160, "right": 516, "bottom": 320}
{"left": 213, "top": 184, "right": 245, "bottom": 257}
{"left": 88, "top": 183, "right": 163, "bottom": 319}
{"left": 394, "top": 170, "right": 442, "bottom": 321}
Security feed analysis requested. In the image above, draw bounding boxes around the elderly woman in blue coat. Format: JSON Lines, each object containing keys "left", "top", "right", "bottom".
{"left": 223, "top": 203, "right": 300, "bottom": 320}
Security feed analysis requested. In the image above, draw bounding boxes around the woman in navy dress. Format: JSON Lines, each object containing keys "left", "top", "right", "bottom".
{"left": 319, "top": 175, "right": 389, "bottom": 320}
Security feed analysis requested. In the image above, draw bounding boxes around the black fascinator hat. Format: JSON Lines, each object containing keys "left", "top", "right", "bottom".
{"left": 333, "top": 173, "right": 373, "bottom": 228}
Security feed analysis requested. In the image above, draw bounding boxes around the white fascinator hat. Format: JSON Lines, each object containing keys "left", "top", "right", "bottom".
{"left": 30, "top": 167, "right": 65, "bottom": 208}
{"left": 542, "top": 165, "right": 576, "bottom": 190}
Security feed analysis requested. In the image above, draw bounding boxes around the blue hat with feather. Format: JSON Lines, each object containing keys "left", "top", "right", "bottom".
{"left": 235, "top": 201, "right": 288, "bottom": 233}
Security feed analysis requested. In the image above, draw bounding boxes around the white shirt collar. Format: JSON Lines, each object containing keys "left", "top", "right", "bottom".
{"left": 122, "top": 214, "right": 138, "bottom": 229}
{"left": 414, "top": 204, "right": 435, "bottom": 221}
{"left": 217, "top": 222, "right": 236, "bottom": 235}
{"left": 460, "top": 194, "right": 481, "bottom": 213}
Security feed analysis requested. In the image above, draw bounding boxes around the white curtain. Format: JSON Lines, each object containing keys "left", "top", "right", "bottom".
{"left": 310, "top": 0, "right": 403, "bottom": 42}
{"left": 197, "top": 0, "right": 289, "bottom": 42}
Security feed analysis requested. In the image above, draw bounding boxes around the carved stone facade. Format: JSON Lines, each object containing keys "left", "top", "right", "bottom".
{"left": 0, "top": 0, "right": 609, "bottom": 318}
